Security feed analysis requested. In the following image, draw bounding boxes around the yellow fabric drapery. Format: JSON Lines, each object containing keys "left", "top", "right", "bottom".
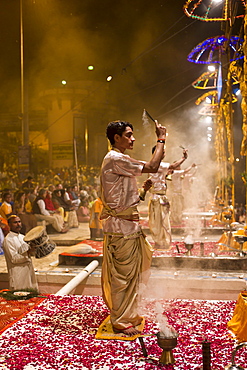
{"left": 95, "top": 315, "right": 145, "bottom": 341}
{"left": 101, "top": 232, "right": 153, "bottom": 330}
{"left": 228, "top": 291, "right": 247, "bottom": 342}
{"left": 217, "top": 230, "right": 247, "bottom": 251}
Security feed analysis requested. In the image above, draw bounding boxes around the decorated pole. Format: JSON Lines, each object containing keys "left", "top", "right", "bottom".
{"left": 184, "top": 0, "right": 245, "bottom": 207}
{"left": 74, "top": 138, "right": 80, "bottom": 190}
{"left": 238, "top": 6, "right": 247, "bottom": 216}
{"left": 245, "top": 7, "right": 247, "bottom": 218}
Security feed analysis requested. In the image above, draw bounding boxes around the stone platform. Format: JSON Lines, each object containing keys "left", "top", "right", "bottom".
{"left": 0, "top": 221, "right": 246, "bottom": 301}
{"left": 59, "top": 248, "right": 247, "bottom": 272}
{"left": 58, "top": 238, "right": 247, "bottom": 272}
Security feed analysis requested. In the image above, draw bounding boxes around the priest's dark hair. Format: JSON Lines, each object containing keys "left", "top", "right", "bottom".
{"left": 106, "top": 120, "right": 133, "bottom": 145}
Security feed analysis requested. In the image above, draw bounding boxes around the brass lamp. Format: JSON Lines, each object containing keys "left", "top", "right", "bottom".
{"left": 225, "top": 342, "right": 247, "bottom": 370}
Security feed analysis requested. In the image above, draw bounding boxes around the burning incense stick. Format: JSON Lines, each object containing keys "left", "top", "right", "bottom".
{"left": 144, "top": 109, "right": 156, "bottom": 123}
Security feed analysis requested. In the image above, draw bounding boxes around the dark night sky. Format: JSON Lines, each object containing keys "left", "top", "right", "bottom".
{"left": 0, "top": 0, "right": 245, "bottom": 186}
{"left": 0, "top": 0, "right": 224, "bottom": 117}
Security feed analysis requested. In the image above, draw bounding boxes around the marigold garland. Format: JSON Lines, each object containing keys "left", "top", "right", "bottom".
{"left": 0, "top": 288, "right": 43, "bottom": 301}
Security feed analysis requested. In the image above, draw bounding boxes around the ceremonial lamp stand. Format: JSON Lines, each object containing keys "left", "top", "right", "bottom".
{"left": 225, "top": 342, "right": 247, "bottom": 370}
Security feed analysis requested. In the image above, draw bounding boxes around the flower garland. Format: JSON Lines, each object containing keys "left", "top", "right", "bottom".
{"left": 0, "top": 289, "right": 43, "bottom": 301}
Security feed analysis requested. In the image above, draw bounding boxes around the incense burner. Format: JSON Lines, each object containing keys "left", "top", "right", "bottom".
{"left": 156, "top": 332, "right": 178, "bottom": 365}
{"left": 185, "top": 242, "right": 194, "bottom": 256}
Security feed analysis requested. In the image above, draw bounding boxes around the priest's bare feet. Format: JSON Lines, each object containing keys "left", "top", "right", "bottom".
{"left": 113, "top": 326, "right": 141, "bottom": 336}
{"left": 123, "top": 326, "right": 141, "bottom": 336}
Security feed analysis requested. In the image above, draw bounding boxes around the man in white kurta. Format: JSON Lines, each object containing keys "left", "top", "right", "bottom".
{"left": 149, "top": 162, "right": 171, "bottom": 249}
{"left": 171, "top": 163, "right": 197, "bottom": 225}
{"left": 101, "top": 119, "right": 166, "bottom": 336}
{"left": 148, "top": 147, "right": 188, "bottom": 249}
{"left": 3, "top": 216, "right": 38, "bottom": 290}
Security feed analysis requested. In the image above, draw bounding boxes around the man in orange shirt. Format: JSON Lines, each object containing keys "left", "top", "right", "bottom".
{"left": 89, "top": 197, "right": 103, "bottom": 240}
{"left": 0, "top": 192, "right": 13, "bottom": 220}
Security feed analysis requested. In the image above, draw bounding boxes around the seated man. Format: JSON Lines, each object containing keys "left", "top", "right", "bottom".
{"left": 77, "top": 199, "right": 90, "bottom": 223}
{"left": 14, "top": 190, "right": 37, "bottom": 233}
{"left": 21, "top": 176, "right": 34, "bottom": 191}
{"left": 66, "top": 185, "right": 81, "bottom": 210}
{"left": 32, "top": 188, "right": 67, "bottom": 233}
{"left": 52, "top": 189, "right": 79, "bottom": 228}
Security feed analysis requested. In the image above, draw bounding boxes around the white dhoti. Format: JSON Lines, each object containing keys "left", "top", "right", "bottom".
{"left": 149, "top": 196, "right": 171, "bottom": 249}
{"left": 171, "top": 193, "right": 184, "bottom": 225}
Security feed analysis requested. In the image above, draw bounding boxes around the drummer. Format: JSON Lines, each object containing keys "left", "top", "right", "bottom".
{"left": 2, "top": 215, "right": 38, "bottom": 291}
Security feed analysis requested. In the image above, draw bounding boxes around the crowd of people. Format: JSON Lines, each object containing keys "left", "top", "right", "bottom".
{"left": 0, "top": 165, "right": 100, "bottom": 192}
{"left": 0, "top": 166, "right": 103, "bottom": 244}
{"left": 0, "top": 165, "right": 104, "bottom": 294}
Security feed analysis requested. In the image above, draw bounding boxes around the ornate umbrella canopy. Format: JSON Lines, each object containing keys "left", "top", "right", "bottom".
{"left": 183, "top": 0, "right": 246, "bottom": 22}
{"left": 187, "top": 35, "right": 243, "bottom": 64}
{"left": 196, "top": 90, "right": 220, "bottom": 105}
{"left": 192, "top": 71, "right": 218, "bottom": 89}
{"left": 192, "top": 69, "right": 240, "bottom": 89}
{"left": 198, "top": 104, "right": 219, "bottom": 116}
{"left": 195, "top": 89, "right": 237, "bottom": 106}
{"left": 196, "top": 90, "right": 219, "bottom": 117}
